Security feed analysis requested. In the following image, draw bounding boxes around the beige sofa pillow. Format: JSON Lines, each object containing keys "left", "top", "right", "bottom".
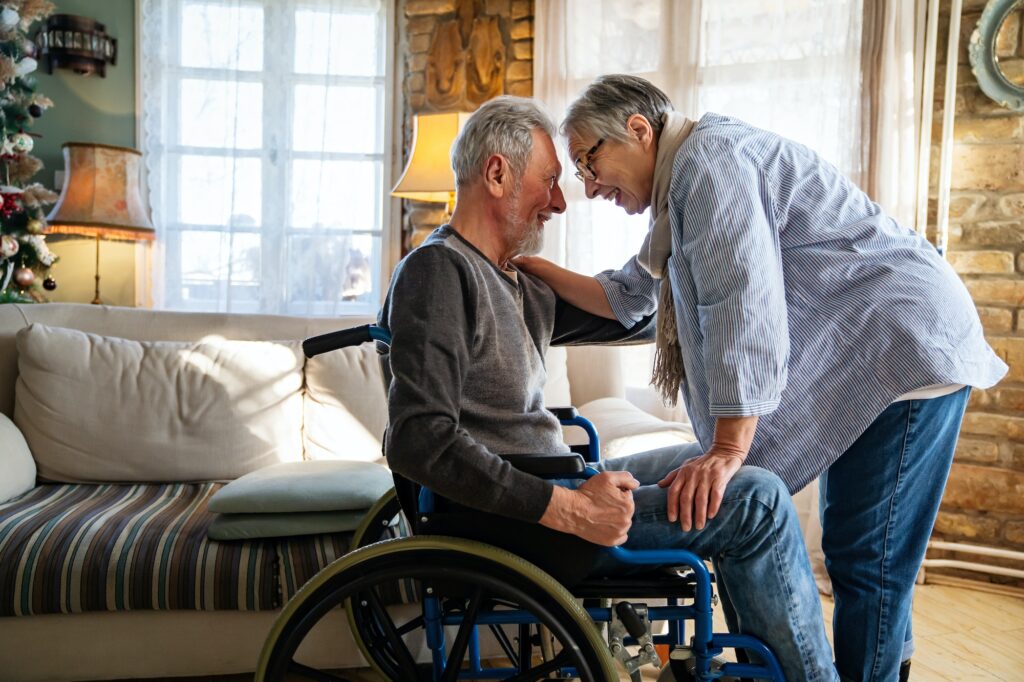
{"left": 14, "top": 324, "right": 305, "bottom": 483}
{"left": 303, "top": 342, "right": 388, "bottom": 462}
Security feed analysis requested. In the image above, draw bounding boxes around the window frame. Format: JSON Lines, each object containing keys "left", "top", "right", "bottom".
{"left": 135, "top": 0, "right": 401, "bottom": 316}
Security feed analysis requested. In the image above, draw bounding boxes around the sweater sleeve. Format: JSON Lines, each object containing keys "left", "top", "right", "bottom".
{"left": 382, "top": 246, "right": 554, "bottom": 523}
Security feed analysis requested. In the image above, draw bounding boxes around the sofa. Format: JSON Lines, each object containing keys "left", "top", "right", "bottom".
{"left": 0, "top": 302, "right": 697, "bottom": 681}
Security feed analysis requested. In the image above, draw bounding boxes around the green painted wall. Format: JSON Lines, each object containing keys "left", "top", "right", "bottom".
{"left": 34, "top": 0, "right": 138, "bottom": 307}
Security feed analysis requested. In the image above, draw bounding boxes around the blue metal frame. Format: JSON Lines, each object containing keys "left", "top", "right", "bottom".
{"left": 362, "top": 325, "right": 785, "bottom": 680}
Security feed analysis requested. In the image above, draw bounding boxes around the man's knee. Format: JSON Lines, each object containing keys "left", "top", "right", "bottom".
{"left": 726, "top": 466, "right": 793, "bottom": 515}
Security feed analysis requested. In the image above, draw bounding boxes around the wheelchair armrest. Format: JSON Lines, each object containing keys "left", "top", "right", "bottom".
{"left": 500, "top": 454, "right": 586, "bottom": 476}
{"left": 547, "top": 406, "right": 579, "bottom": 420}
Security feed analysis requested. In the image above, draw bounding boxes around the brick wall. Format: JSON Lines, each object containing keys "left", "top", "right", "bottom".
{"left": 397, "top": 0, "right": 534, "bottom": 252}
{"left": 930, "top": 2, "right": 1024, "bottom": 587}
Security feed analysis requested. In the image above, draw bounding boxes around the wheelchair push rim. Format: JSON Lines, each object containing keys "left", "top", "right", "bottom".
{"left": 256, "top": 536, "right": 619, "bottom": 682}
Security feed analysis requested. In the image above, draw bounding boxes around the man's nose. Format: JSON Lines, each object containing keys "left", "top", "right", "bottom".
{"left": 550, "top": 182, "right": 567, "bottom": 214}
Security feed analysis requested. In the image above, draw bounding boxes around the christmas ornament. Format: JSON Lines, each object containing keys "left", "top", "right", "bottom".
{"left": 26, "top": 218, "right": 43, "bottom": 234}
{"left": 15, "top": 57, "right": 36, "bottom": 77}
{"left": 42, "top": 276, "right": 56, "bottom": 291}
{"left": 0, "top": 7, "right": 18, "bottom": 28}
{"left": 14, "top": 267, "right": 34, "bottom": 288}
{"left": 0, "top": 190, "right": 20, "bottom": 217}
{"left": 28, "top": 104, "right": 41, "bottom": 118}
{"left": 0, "top": 234, "right": 18, "bottom": 258}
{"left": 11, "top": 132, "right": 33, "bottom": 153}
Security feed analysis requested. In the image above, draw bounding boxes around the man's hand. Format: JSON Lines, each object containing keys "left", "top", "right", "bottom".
{"left": 658, "top": 415, "right": 759, "bottom": 532}
{"left": 540, "top": 471, "right": 639, "bottom": 546}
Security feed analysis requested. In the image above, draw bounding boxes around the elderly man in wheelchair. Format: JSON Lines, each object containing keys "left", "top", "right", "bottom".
{"left": 257, "top": 97, "right": 838, "bottom": 682}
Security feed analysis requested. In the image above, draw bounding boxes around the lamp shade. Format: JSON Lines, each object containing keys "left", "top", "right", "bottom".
{"left": 46, "top": 143, "right": 154, "bottom": 242}
{"left": 390, "top": 112, "right": 471, "bottom": 203}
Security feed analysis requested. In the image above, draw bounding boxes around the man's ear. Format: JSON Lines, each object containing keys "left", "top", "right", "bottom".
{"left": 483, "top": 153, "right": 508, "bottom": 198}
{"left": 626, "top": 114, "right": 655, "bottom": 149}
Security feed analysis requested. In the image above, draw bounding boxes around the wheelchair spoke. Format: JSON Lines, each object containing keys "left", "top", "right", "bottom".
{"left": 395, "top": 613, "right": 425, "bottom": 636}
{"left": 504, "top": 648, "right": 574, "bottom": 682}
{"left": 487, "top": 622, "right": 519, "bottom": 668}
{"left": 441, "top": 587, "right": 485, "bottom": 682}
{"left": 364, "top": 587, "right": 421, "bottom": 680}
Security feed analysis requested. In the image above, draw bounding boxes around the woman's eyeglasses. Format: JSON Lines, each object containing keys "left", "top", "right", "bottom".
{"left": 573, "top": 138, "right": 604, "bottom": 182}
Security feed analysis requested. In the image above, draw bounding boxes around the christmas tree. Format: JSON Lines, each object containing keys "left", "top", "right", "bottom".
{"left": 0, "top": 0, "right": 57, "bottom": 303}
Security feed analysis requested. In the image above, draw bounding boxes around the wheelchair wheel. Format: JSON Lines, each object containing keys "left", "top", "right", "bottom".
{"left": 257, "top": 536, "right": 618, "bottom": 682}
{"left": 349, "top": 486, "right": 404, "bottom": 550}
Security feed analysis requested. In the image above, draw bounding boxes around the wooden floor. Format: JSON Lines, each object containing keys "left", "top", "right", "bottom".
{"left": 106, "top": 583, "right": 1024, "bottom": 682}
{"left": 648, "top": 583, "right": 1024, "bottom": 681}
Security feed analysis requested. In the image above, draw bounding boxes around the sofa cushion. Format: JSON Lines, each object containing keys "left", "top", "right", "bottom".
{"left": 0, "top": 483, "right": 278, "bottom": 616}
{"left": 0, "top": 412, "right": 35, "bottom": 504}
{"left": 208, "top": 509, "right": 367, "bottom": 540}
{"left": 208, "top": 460, "right": 393, "bottom": 514}
{"left": 14, "top": 324, "right": 305, "bottom": 483}
{"left": 303, "top": 342, "right": 389, "bottom": 462}
{"left": 565, "top": 397, "right": 697, "bottom": 460}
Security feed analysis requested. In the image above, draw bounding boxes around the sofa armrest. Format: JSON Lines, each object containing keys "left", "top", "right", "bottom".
{"left": 0, "top": 412, "right": 36, "bottom": 504}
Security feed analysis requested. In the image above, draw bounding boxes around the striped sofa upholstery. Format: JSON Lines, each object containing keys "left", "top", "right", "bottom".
{"left": 0, "top": 483, "right": 380, "bottom": 617}
{"left": 0, "top": 483, "right": 276, "bottom": 616}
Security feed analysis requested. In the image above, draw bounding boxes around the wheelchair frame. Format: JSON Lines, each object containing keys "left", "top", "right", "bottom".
{"left": 256, "top": 324, "right": 788, "bottom": 681}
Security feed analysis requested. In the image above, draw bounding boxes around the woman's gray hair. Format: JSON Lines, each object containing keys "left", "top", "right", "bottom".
{"left": 450, "top": 96, "right": 556, "bottom": 187}
{"left": 561, "top": 75, "right": 674, "bottom": 145}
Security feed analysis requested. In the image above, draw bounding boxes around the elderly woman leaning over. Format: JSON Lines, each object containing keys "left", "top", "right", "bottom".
{"left": 516, "top": 74, "right": 1006, "bottom": 682}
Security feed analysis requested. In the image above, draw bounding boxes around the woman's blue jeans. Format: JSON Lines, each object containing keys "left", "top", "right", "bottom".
{"left": 820, "top": 387, "right": 970, "bottom": 682}
{"left": 577, "top": 444, "right": 839, "bottom": 682}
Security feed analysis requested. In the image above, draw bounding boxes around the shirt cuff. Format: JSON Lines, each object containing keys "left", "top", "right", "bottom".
{"left": 708, "top": 397, "right": 781, "bottom": 417}
{"left": 594, "top": 272, "right": 649, "bottom": 328}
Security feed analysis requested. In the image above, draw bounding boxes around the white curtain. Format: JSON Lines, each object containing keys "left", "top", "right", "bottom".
{"left": 140, "top": 0, "right": 392, "bottom": 316}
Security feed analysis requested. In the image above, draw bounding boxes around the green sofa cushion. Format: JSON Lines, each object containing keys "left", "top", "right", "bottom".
{"left": 208, "top": 509, "right": 366, "bottom": 541}
{"left": 208, "top": 460, "right": 393, "bottom": 514}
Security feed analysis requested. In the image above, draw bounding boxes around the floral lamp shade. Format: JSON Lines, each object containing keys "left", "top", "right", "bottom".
{"left": 46, "top": 143, "right": 154, "bottom": 239}
{"left": 45, "top": 143, "right": 153, "bottom": 304}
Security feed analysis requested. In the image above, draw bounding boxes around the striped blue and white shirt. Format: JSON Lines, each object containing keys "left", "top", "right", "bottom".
{"left": 596, "top": 113, "right": 1007, "bottom": 492}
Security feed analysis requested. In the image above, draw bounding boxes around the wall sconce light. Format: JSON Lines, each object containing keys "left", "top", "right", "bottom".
{"left": 34, "top": 14, "right": 117, "bottom": 77}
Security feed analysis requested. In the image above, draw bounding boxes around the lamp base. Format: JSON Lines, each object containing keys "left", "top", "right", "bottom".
{"left": 91, "top": 233, "right": 102, "bottom": 305}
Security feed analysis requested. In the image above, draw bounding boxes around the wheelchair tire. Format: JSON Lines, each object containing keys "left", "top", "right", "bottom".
{"left": 256, "top": 536, "right": 618, "bottom": 682}
{"left": 349, "top": 487, "right": 404, "bottom": 550}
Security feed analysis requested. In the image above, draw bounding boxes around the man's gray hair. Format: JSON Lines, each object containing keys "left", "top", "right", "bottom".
{"left": 451, "top": 96, "right": 556, "bottom": 187}
{"left": 561, "top": 75, "right": 674, "bottom": 145}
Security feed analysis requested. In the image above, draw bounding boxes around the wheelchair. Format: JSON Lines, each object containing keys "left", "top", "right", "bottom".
{"left": 255, "top": 324, "right": 788, "bottom": 682}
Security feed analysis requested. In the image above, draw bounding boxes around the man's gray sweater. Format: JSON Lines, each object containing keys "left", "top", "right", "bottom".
{"left": 378, "top": 226, "right": 653, "bottom": 523}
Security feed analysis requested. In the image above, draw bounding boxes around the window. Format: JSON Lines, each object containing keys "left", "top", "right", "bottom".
{"left": 141, "top": 0, "right": 394, "bottom": 315}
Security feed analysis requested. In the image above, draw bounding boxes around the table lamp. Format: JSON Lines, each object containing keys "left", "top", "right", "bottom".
{"left": 45, "top": 143, "right": 154, "bottom": 304}
{"left": 391, "top": 112, "right": 471, "bottom": 218}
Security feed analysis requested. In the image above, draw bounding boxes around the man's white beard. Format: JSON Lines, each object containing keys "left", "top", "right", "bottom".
{"left": 506, "top": 190, "right": 543, "bottom": 257}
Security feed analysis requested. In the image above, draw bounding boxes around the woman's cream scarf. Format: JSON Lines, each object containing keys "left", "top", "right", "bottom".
{"left": 639, "top": 112, "right": 694, "bottom": 405}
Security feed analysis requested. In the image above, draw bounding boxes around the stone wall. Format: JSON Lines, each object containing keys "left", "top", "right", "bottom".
{"left": 398, "top": 0, "right": 534, "bottom": 252}
{"left": 930, "top": 1, "right": 1024, "bottom": 587}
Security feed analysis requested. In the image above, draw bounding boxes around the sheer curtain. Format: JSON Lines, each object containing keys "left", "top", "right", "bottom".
{"left": 140, "top": 0, "right": 394, "bottom": 316}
